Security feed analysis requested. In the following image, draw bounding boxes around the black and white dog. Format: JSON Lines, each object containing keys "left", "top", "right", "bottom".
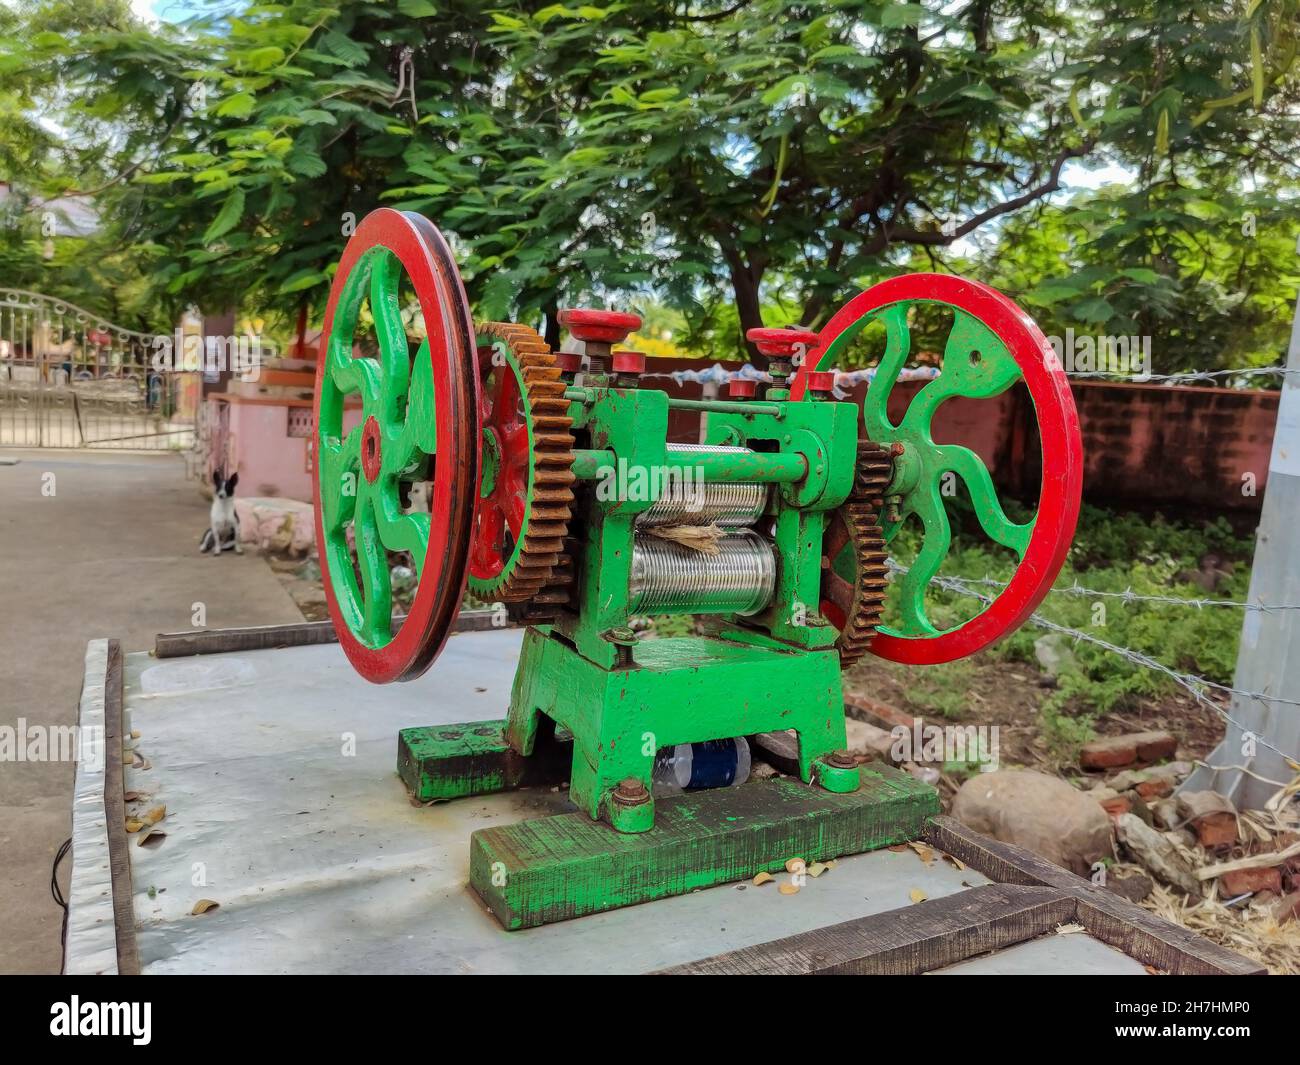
{"left": 200, "top": 469, "right": 242, "bottom": 556}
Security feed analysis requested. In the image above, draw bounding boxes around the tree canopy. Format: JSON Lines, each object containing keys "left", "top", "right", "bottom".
{"left": 1, "top": 0, "right": 1297, "bottom": 367}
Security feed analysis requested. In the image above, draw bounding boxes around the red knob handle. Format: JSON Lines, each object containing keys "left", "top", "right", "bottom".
{"left": 611, "top": 350, "right": 645, "bottom": 375}
{"left": 553, "top": 351, "right": 582, "bottom": 374}
{"left": 558, "top": 308, "right": 642, "bottom": 345}
{"left": 728, "top": 378, "right": 757, "bottom": 399}
{"left": 746, "top": 326, "right": 818, "bottom": 359}
{"left": 807, "top": 370, "right": 836, "bottom": 395}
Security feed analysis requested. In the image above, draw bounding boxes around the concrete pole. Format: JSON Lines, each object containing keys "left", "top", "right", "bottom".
{"left": 1183, "top": 292, "right": 1300, "bottom": 808}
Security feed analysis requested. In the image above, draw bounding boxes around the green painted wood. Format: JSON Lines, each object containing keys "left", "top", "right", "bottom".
{"left": 397, "top": 719, "right": 570, "bottom": 802}
{"left": 469, "top": 767, "right": 939, "bottom": 930}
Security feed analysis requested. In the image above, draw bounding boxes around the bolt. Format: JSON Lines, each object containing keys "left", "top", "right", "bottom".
{"left": 890, "top": 442, "right": 905, "bottom": 456}
{"left": 612, "top": 777, "right": 650, "bottom": 806}
{"left": 825, "top": 749, "right": 856, "bottom": 770}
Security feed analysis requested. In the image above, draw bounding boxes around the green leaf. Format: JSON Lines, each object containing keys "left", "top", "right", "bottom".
{"left": 216, "top": 92, "right": 256, "bottom": 118}
{"left": 398, "top": 0, "right": 439, "bottom": 15}
{"left": 1073, "top": 296, "right": 1114, "bottom": 324}
{"left": 278, "top": 269, "right": 328, "bottom": 294}
{"left": 203, "top": 188, "right": 246, "bottom": 245}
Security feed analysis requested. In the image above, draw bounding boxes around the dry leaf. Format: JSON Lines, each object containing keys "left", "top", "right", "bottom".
{"left": 778, "top": 883, "right": 800, "bottom": 896}
{"left": 1055, "top": 922, "right": 1086, "bottom": 935}
{"left": 191, "top": 899, "right": 220, "bottom": 915}
{"left": 807, "top": 861, "right": 827, "bottom": 878}
{"left": 752, "top": 871, "right": 774, "bottom": 886}
{"left": 908, "top": 841, "right": 936, "bottom": 864}
{"left": 888, "top": 844, "right": 908, "bottom": 853}
{"left": 826, "top": 859, "right": 838, "bottom": 869}
{"left": 130, "top": 729, "right": 141, "bottom": 740}
{"left": 909, "top": 888, "right": 928, "bottom": 904}
{"left": 784, "top": 857, "right": 806, "bottom": 874}
{"left": 124, "top": 818, "right": 144, "bottom": 833}
{"left": 941, "top": 852, "right": 966, "bottom": 871}
{"left": 122, "top": 790, "right": 142, "bottom": 803}
{"left": 137, "top": 828, "right": 166, "bottom": 848}
{"left": 141, "top": 804, "right": 166, "bottom": 826}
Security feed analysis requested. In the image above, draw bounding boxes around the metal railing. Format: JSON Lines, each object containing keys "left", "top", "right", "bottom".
{"left": 0, "top": 288, "right": 199, "bottom": 449}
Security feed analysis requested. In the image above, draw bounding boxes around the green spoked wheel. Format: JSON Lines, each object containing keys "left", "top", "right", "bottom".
{"left": 312, "top": 209, "right": 479, "bottom": 683}
{"left": 796, "top": 273, "right": 1082, "bottom": 666}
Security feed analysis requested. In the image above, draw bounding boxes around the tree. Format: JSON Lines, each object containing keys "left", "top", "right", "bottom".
{"left": 2, "top": 0, "right": 1298, "bottom": 365}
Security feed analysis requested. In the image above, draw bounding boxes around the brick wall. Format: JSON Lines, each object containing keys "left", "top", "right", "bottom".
{"left": 644, "top": 356, "right": 1278, "bottom": 511}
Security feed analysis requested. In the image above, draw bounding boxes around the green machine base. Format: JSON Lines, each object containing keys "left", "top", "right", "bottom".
{"left": 470, "top": 768, "right": 939, "bottom": 930}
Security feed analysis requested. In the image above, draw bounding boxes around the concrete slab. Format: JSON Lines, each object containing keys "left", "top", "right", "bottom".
{"left": 68, "top": 633, "right": 996, "bottom": 974}
{"left": 0, "top": 449, "right": 305, "bottom": 973}
{"left": 931, "top": 930, "right": 1149, "bottom": 975}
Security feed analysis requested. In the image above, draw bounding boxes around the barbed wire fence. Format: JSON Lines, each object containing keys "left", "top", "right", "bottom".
{"left": 885, "top": 560, "right": 1300, "bottom": 770}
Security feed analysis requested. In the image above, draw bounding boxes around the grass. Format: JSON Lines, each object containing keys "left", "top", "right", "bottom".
{"left": 887, "top": 498, "right": 1254, "bottom": 757}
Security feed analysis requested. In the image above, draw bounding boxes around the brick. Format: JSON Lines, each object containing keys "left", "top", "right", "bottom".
{"left": 1219, "top": 866, "right": 1283, "bottom": 897}
{"left": 1194, "top": 812, "right": 1240, "bottom": 848}
{"left": 1134, "top": 732, "right": 1178, "bottom": 762}
{"left": 1099, "top": 794, "right": 1132, "bottom": 821}
{"left": 1135, "top": 777, "right": 1174, "bottom": 800}
{"left": 1080, "top": 736, "right": 1138, "bottom": 770}
{"left": 1080, "top": 730, "right": 1176, "bottom": 770}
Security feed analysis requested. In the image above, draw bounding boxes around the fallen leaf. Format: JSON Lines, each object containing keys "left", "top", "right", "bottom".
{"left": 1055, "top": 922, "right": 1085, "bottom": 935}
{"left": 825, "top": 859, "right": 838, "bottom": 869}
{"left": 909, "top": 888, "right": 928, "bottom": 904}
{"left": 778, "top": 883, "right": 800, "bottom": 896}
{"left": 191, "top": 899, "right": 220, "bottom": 915}
{"left": 807, "top": 861, "right": 827, "bottom": 878}
{"left": 137, "top": 828, "right": 166, "bottom": 848}
{"left": 908, "top": 841, "right": 936, "bottom": 864}
{"left": 141, "top": 804, "right": 166, "bottom": 826}
{"left": 752, "top": 871, "right": 774, "bottom": 886}
{"left": 888, "top": 844, "right": 908, "bottom": 853}
{"left": 122, "top": 790, "right": 142, "bottom": 803}
{"left": 784, "top": 857, "right": 806, "bottom": 874}
{"left": 124, "top": 818, "right": 144, "bottom": 833}
{"left": 941, "top": 852, "right": 967, "bottom": 871}
{"left": 130, "top": 729, "right": 141, "bottom": 740}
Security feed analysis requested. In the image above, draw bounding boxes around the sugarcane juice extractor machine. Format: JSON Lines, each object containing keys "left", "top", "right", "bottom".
{"left": 311, "top": 208, "right": 1083, "bottom": 924}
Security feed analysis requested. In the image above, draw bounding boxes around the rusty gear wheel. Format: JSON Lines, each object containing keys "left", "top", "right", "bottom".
{"left": 820, "top": 440, "right": 893, "bottom": 665}
{"left": 467, "top": 322, "right": 576, "bottom": 608}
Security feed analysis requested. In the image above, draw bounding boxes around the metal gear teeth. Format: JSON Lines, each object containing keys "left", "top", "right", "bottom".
{"left": 472, "top": 322, "right": 578, "bottom": 612}
{"left": 826, "top": 439, "right": 893, "bottom": 666}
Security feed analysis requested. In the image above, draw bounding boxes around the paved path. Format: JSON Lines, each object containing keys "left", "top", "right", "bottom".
{"left": 0, "top": 449, "right": 304, "bottom": 973}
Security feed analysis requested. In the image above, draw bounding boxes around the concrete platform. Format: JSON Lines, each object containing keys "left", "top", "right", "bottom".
{"left": 65, "top": 629, "right": 1151, "bottom": 975}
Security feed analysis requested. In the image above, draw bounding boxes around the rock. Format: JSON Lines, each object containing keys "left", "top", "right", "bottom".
{"left": 950, "top": 769, "right": 1113, "bottom": 876}
{"left": 1034, "top": 634, "right": 1079, "bottom": 678}
{"left": 1219, "top": 867, "right": 1283, "bottom": 898}
{"left": 1273, "top": 891, "right": 1300, "bottom": 924}
{"left": 1114, "top": 813, "right": 1202, "bottom": 895}
{"left": 844, "top": 718, "right": 897, "bottom": 763}
{"left": 1106, "top": 870, "right": 1154, "bottom": 903}
{"left": 1080, "top": 731, "right": 1177, "bottom": 770}
{"left": 1177, "top": 791, "right": 1239, "bottom": 847}
{"left": 902, "top": 762, "right": 941, "bottom": 786}
{"left": 1150, "top": 798, "right": 1180, "bottom": 830}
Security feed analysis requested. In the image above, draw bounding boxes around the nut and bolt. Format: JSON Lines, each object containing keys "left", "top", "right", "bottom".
{"left": 825, "top": 749, "right": 856, "bottom": 770}
{"left": 612, "top": 777, "right": 651, "bottom": 806}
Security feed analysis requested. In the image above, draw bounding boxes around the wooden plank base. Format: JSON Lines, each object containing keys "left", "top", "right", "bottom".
{"left": 397, "top": 719, "right": 571, "bottom": 802}
{"left": 924, "top": 815, "right": 1265, "bottom": 976}
{"left": 469, "top": 765, "right": 939, "bottom": 930}
{"left": 657, "top": 883, "right": 1075, "bottom": 974}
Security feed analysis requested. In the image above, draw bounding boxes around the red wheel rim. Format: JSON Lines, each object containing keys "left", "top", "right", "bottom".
{"left": 796, "top": 273, "right": 1082, "bottom": 665}
{"left": 312, "top": 209, "right": 479, "bottom": 683}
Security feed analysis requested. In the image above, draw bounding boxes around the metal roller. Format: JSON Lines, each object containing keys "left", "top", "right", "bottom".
{"left": 629, "top": 528, "right": 776, "bottom": 616}
{"left": 636, "top": 444, "right": 769, "bottom": 528}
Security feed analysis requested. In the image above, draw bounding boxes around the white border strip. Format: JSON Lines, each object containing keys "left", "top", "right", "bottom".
{"left": 64, "top": 639, "right": 119, "bottom": 975}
